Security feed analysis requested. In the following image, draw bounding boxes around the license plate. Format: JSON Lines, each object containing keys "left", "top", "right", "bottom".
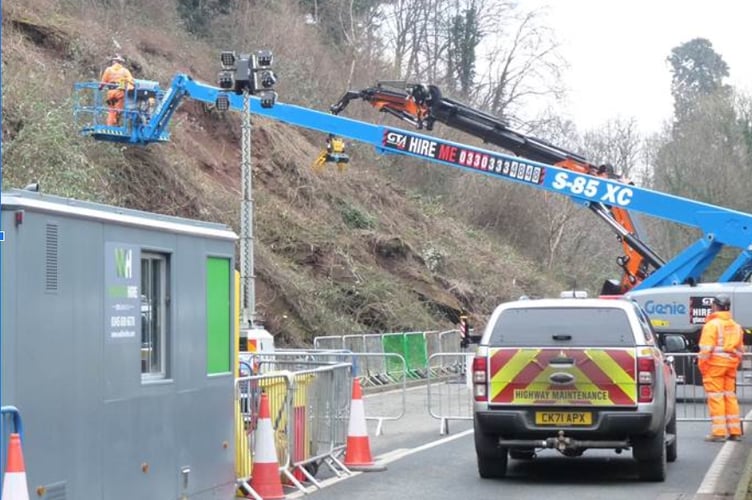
{"left": 535, "top": 411, "right": 592, "bottom": 426}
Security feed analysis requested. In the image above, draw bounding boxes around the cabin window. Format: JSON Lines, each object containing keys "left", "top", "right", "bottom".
{"left": 141, "top": 252, "right": 169, "bottom": 379}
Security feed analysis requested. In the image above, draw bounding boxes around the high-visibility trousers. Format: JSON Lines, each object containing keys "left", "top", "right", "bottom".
{"left": 702, "top": 363, "right": 742, "bottom": 437}
{"left": 106, "top": 89, "right": 125, "bottom": 126}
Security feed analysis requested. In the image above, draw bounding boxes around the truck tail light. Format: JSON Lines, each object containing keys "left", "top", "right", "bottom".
{"left": 472, "top": 356, "right": 487, "bottom": 401}
{"left": 637, "top": 356, "right": 655, "bottom": 403}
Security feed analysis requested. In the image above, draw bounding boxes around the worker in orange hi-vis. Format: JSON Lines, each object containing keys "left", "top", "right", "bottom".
{"left": 99, "top": 54, "right": 135, "bottom": 126}
{"left": 698, "top": 294, "right": 745, "bottom": 442}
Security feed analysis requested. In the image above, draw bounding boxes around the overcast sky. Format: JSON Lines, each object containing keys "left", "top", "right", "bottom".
{"left": 521, "top": 0, "right": 752, "bottom": 135}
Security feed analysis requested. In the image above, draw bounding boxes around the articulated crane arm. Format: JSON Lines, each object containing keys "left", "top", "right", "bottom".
{"left": 73, "top": 74, "right": 752, "bottom": 293}
{"left": 330, "top": 82, "right": 661, "bottom": 295}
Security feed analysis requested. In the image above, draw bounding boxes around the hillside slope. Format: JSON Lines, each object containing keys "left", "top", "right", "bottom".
{"left": 1, "top": 1, "right": 564, "bottom": 344}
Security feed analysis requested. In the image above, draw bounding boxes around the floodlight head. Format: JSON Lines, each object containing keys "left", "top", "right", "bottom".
{"left": 220, "top": 51, "right": 236, "bottom": 69}
{"left": 259, "top": 70, "right": 277, "bottom": 88}
{"left": 257, "top": 90, "right": 277, "bottom": 109}
{"left": 255, "top": 50, "right": 273, "bottom": 68}
{"left": 217, "top": 70, "right": 234, "bottom": 90}
{"left": 215, "top": 93, "right": 230, "bottom": 112}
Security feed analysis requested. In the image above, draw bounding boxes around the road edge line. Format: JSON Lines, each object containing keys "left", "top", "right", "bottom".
{"left": 697, "top": 409, "right": 752, "bottom": 496}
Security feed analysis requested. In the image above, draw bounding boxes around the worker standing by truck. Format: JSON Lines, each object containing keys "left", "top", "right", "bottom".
{"left": 698, "top": 294, "right": 745, "bottom": 442}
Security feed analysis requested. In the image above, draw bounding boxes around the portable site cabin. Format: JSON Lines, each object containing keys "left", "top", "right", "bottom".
{"left": 1, "top": 189, "right": 238, "bottom": 499}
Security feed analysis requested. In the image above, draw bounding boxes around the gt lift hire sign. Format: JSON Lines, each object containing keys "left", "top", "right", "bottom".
{"left": 690, "top": 296, "right": 714, "bottom": 325}
{"left": 381, "top": 129, "right": 545, "bottom": 186}
{"left": 105, "top": 243, "right": 140, "bottom": 340}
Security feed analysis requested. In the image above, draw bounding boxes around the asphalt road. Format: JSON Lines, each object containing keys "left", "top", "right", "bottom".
{"left": 286, "top": 384, "right": 752, "bottom": 500}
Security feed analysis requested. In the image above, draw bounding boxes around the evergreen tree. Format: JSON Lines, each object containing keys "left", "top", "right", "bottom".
{"left": 447, "top": 3, "right": 481, "bottom": 98}
{"left": 667, "top": 38, "right": 730, "bottom": 123}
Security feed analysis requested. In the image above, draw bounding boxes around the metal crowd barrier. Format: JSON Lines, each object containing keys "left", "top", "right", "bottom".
{"left": 426, "top": 352, "right": 475, "bottom": 434}
{"left": 314, "top": 329, "right": 463, "bottom": 385}
{"left": 234, "top": 361, "right": 353, "bottom": 497}
{"left": 423, "top": 351, "right": 752, "bottom": 434}
{"left": 669, "top": 352, "right": 752, "bottom": 422}
{"left": 257, "top": 349, "right": 408, "bottom": 436}
{"left": 349, "top": 352, "right": 407, "bottom": 436}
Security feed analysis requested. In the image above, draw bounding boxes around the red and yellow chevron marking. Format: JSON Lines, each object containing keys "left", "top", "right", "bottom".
{"left": 489, "top": 348, "right": 637, "bottom": 406}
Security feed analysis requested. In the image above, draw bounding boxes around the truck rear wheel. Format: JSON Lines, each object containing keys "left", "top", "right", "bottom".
{"left": 474, "top": 429, "right": 508, "bottom": 479}
{"left": 477, "top": 455, "right": 508, "bottom": 479}
{"left": 633, "top": 426, "right": 667, "bottom": 482}
{"left": 666, "top": 406, "right": 678, "bottom": 463}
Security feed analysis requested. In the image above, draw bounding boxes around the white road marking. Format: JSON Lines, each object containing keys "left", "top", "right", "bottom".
{"left": 377, "top": 429, "right": 474, "bottom": 464}
{"left": 696, "top": 409, "right": 752, "bottom": 494}
{"left": 286, "top": 429, "right": 473, "bottom": 498}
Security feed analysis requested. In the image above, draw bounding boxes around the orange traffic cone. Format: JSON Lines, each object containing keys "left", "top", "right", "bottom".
{"left": 2, "top": 434, "right": 30, "bottom": 500}
{"left": 249, "top": 393, "right": 285, "bottom": 500}
{"left": 343, "top": 379, "right": 386, "bottom": 472}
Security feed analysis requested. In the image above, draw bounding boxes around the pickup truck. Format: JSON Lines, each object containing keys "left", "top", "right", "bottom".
{"left": 472, "top": 297, "right": 683, "bottom": 482}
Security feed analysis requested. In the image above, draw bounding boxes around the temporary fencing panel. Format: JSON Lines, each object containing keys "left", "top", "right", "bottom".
{"left": 424, "top": 331, "right": 443, "bottom": 359}
{"left": 427, "top": 352, "right": 475, "bottom": 434}
{"left": 670, "top": 352, "right": 752, "bottom": 422}
{"left": 235, "top": 371, "right": 292, "bottom": 487}
{"left": 349, "top": 352, "right": 407, "bottom": 435}
{"left": 382, "top": 334, "right": 408, "bottom": 383}
{"left": 343, "top": 335, "right": 366, "bottom": 354}
{"left": 235, "top": 360, "right": 354, "bottom": 496}
{"left": 312, "top": 330, "right": 461, "bottom": 389}
{"left": 292, "top": 364, "right": 352, "bottom": 485}
{"left": 313, "top": 336, "right": 346, "bottom": 350}
{"left": 439, "top": 330, "right": 462, "bottom": 354}
{"left": 363, "top": 334, "right": 386, "bottom": 383}
{"left": 404, "top": 333, "right": 429, "bottom": 379}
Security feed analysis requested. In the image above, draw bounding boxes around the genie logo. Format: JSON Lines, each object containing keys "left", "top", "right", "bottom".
{"left": 644, "top": 300, "right": 686, "bottom": 315}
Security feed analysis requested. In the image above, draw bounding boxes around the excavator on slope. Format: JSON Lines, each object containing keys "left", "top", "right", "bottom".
{"left": 326, "top": 81, "right": 663, "bottom": 295}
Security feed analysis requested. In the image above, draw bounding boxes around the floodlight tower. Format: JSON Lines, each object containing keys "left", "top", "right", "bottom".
{"left": 217, "top": 50, "right": 278, "bottom": 347}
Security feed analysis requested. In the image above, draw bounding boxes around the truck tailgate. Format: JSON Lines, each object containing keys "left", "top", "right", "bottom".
{"left": 488, "top": 348, "right": 638, "bottom": 407}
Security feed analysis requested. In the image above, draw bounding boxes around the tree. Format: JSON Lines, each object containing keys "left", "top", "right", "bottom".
{"left": 651, "top": 39, "right": 751, "bottom": 276}
{"left": 668, "top": 38, "right": 730, "bottom": 123}
{"left": 582, "top": 117, "right": 643, "bottom": 181}
{"left": 473, "top": 7, "right": 564, "bottom": 120}
{"left": 446, "top": 2, "right": 482, "bottom": 97}
{"left": 176, "top": 0, "right": 234, "bottom": 38}
{"left": 736, "top": 92, "right": 752, "bottom": 165}
{"left": 298, "top": 0, "right": 383, "bottom": 46}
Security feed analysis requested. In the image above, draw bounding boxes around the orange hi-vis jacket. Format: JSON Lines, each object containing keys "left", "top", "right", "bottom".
{"left": 698, "top": 311, "right": 744, "bottom": 372}
{"left": 100, "top": 63, "right": 134, "bottom": 91}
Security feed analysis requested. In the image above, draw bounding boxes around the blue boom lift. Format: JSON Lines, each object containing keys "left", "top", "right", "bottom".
{"left": 73, "top": 66, "right": 752, "bottom": 296}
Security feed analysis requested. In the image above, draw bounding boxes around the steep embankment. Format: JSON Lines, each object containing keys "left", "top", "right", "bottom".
{"left": 1, "top": 2, "right": 564, "bottom": 344}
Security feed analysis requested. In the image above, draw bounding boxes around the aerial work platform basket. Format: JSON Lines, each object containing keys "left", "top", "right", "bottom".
{"left": 73, "top": 79, "right": 170, "bottom": 144}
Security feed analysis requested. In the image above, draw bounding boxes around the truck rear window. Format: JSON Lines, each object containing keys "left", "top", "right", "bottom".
{"left": 488, "top": 307, "right": 634, "bottom": 347}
